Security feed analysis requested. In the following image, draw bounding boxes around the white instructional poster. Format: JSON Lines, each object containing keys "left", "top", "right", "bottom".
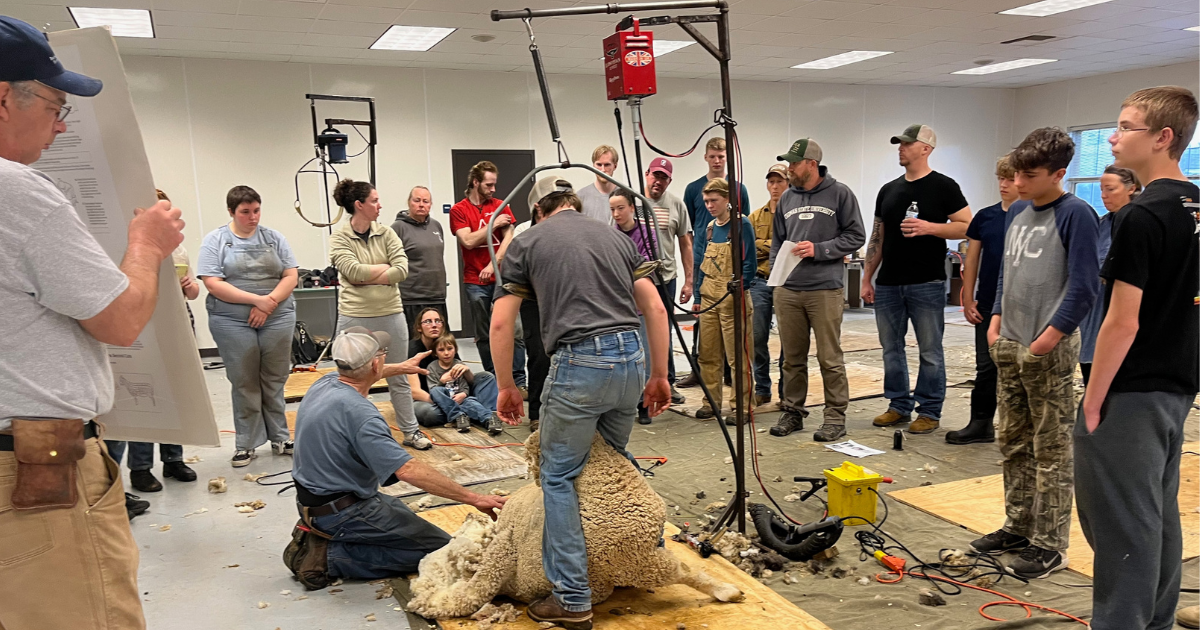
{"left": 34, "top": 27, "right": 220, "bottom": 446}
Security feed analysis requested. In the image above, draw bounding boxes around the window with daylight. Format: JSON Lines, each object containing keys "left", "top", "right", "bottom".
{"left": 1066, "top": 125, "right": 1200, "bottom": 214}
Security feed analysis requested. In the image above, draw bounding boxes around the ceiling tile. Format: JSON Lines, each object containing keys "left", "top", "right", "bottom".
{"left": 238, "top": 0, "right": 326, "bottom": 18}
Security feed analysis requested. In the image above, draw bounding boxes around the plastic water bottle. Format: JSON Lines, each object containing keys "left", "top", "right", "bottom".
{"left": 905, "top": 201, "right": 919, "bottom": 220}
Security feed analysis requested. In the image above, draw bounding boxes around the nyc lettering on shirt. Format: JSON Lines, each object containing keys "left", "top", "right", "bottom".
{"left": 1006, "top": 225, "right": 1048, "bottom": 265}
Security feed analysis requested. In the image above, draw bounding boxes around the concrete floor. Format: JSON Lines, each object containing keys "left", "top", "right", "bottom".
{"left": 126, "top": 309, "right": 1199, "bottom": 629}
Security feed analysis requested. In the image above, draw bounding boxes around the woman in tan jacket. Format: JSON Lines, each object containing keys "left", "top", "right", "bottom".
{"left": 330, "top": 179, "right": 431, "bottom": 450}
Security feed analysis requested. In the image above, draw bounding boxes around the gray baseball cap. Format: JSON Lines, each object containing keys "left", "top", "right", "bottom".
{"left": 891, "top": 124, "right": 937, "bottom": 148}
{"left": 777, "top": 138, "right": 822, "bottom": 164}
{"left": 331, "top": 326, "right": 390, "bottom": 370}
{"left": 528, "top": 176, "right": 574, "bottom": 210}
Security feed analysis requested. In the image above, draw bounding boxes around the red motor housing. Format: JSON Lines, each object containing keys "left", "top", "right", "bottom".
{"left": 603, "top": 19, "right": 657, "bottom": 101}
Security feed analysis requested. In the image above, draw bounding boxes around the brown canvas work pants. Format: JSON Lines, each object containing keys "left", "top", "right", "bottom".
{"left": 696, "top": 237, "right": 753, "bottom": 413}
{"left": 774, "top": 286, "right": 849, "bottom": 425}
{"left": 0, "top": 438, "right": 145, "bottom": 630}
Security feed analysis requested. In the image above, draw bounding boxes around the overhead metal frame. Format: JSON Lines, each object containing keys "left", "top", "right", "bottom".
{"left": 488, "top": 0, "right": 752, "bottom": 534}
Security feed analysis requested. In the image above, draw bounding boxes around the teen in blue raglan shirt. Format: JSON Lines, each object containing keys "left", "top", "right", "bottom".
{"left": 974, "top": 127, "right": 1099, "bottom": 580}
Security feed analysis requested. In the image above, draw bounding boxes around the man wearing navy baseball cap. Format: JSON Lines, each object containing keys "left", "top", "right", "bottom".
{"left": 0, "top": 16, "right": 185, "bottom": 630}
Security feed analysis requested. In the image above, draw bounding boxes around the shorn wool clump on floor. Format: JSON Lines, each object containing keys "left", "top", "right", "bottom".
{"left": 408, "top": 432, "right": 744, "bottom": 619}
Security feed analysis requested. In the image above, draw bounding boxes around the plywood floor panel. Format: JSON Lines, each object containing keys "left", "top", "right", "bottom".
{"left": 284, "top": 367, "right": 388, "bottom": 402}
{"left": 285, "top": 402, "right": 528, "bottom": 498}
{"left": 888, "top": 443, "right": 1200, "bottom": 579}
{"left": 414, "top": 505, "right": 832, "bottom": 630}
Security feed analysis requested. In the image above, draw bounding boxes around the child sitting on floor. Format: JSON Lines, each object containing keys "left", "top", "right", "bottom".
{"left": 427, "top": 334, "right": 502, "bottom": 435}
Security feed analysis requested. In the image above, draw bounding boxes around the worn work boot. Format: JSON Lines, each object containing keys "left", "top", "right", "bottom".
{"left": 908, "top": 416, "right": 940, "bottom": 434}
{"left": 754, "top": 392, "right": 772, "bottom": 407}
{"left": 695, "top": 405, "right": 715, "bottom": 420}
{"left": 945, "top": 417, "right": 995, "bottom": 445}
{"left": 1006, "top": 545, "right": 1068, "bottom": 579}
{"left": 637, "top": 406, "right": 652, "bottom": 425}
{"left": 970, "top": 529, "right": 1030, "bottom": 555}
{"left": 130, "top": 469, "right": 162, "bottom": 493}
{"left": 813, "top": 424, "right": 846, "bottom": 442}
{"left": 670, "top": 386, "right": 686, "bottom": 404}
{"left": 284, "top": 522, "right": 330, "bottom": 590}
{"left": 125, "top": 493, "right": 150, "bottom": 520}
{"left": 1177, "top": 606, "right": 1200, "bottom": 629}
{"left": 676, "top": 372, "right": 699, "bottom": 388}
{"left": 872, "top": 409, "right": 911, "bottom": 427}
{"left": 528, "top": 419, "right": 540, "bottom": 434}
{"left": 526, "top": 596, "right": 593, "bottom": 630}
{"left": 163, "top": 461, "right": 197, "bottom": 482}
{"left": 769, "top": 410, "right": 805, "bottom": 436}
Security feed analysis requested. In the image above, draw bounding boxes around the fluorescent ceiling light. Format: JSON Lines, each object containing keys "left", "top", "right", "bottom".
{"left": 791, "top": 51, "right": 892, "bottom": 70}
{"left": 369, "top": 25, "right": 455, "bottom": 51}
{"left": 1186, "top": 26, "right": 1200, "bottom": 31}
{"left": 653, "top": 40, "right": 694, "bottom": 57}
{"left": 68, "top": 7, "right": 154, "bottom": 38}
{"left": 1000, "top": 0, "right": 1114, "bottom": 17}
{"left": 953, "top": 58, "right": 1056, "bottom": 74}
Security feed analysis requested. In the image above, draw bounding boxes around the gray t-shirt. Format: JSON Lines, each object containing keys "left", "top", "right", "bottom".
{"left": 496, "top": 210, "right": 642, "bottom": 354}
{"left": 0, "top": 157, "right": 129, "bottom": 432}
{"left": 292, "top": 374, "right": 413, "bottom": 499}
{"left": 577, "top": 182, "right": 615, "bottom": 225}
{"left": 426, "top": 359, "right": 470, "bottom": 394}
{"left": 649, "top": 190, "right": 691, "bottom": 281}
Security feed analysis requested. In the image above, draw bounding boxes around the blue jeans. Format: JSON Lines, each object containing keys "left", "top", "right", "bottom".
{"left": 309, "top": 494, "right": 451, "bottom": 579}
{"left": 540, "top": 331, "right": 645, "bottom": 612}
{"left": 874, "top": 282, "right": 946, "bottom": 420}
{"left": 659, "top": 278, "right": 678, "bottom": 384}
{"left": 429, "top": 372, "right": 499, "bottom": 426}
{"left": 749, "top": 278, "right": 782, "bottom": 397}
{"left": 104, "top": 441, "right": 183, "bottom": 471}
{"left": 464, "top": 283, "right": 527, "bottom": 387}
{"left": 415, "top": 372, "right": 498, "bottom": 427}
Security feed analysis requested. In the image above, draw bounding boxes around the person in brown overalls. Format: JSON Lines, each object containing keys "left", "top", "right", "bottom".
{"left": 690, "top": 178, "right": 758, "bottom": 422}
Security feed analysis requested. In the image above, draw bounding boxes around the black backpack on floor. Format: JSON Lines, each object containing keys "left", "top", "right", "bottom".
{"left": 292, "top": 321, "right": 326, "bottom": 366}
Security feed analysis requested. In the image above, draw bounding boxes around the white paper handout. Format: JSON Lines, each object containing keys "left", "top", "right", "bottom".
{"left": 35, "top": 28, "right": 219, "bottom": 446}
{"left": 823, "top": 440, "right": 885, "bottom": 458}
{"left": 767, "top": 240, "right": 801, "bottom": 287}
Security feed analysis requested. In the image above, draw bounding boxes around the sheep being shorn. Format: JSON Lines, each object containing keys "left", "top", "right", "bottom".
{"left": 408, "top": 432, "right": 744, "bottom": 619}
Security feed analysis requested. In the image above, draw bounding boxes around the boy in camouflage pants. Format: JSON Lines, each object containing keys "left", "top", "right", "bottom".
{"left": 976, "top": 128, "right": 1099, "bottom": 579}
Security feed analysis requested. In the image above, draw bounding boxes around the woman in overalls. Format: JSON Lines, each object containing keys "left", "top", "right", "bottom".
{"left": 198, "top": 186, "right": 299, "bottom": 467}
{"left": 691, "top": 178, "right": 756, "bottom": 423}
{"left": 328, "top": 179, "right": 432, "bottom": 450}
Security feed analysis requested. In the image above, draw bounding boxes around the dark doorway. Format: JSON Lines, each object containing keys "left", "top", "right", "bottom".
{"left": 449, "top": 149, "right": 537, "bottom": 336}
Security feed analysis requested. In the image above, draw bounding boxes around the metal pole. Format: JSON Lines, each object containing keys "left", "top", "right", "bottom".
{"left": 715, "top": 4, "right": 746, "bottom": 535}
{"left": 367, "top": 99, "right": 377, "bottom": 186}
{"left": 492, "top": 0, "right": 725, "bottom": 21}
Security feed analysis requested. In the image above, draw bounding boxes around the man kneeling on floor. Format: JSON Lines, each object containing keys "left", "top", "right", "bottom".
{"left": 284, "top": 326, "right": 508, "bottom": 589}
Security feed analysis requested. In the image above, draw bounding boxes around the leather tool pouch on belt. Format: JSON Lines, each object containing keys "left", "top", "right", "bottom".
{"left": 11, "top": 419, "right": 87, "bottom": 511}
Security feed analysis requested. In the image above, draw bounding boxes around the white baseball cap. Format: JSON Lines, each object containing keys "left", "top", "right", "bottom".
{"left": 331, "top": 326, "right": 390, "bottom": 370}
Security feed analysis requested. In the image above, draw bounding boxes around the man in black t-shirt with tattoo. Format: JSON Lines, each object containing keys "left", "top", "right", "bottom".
{"left": 1076, "top": 86, "right": 1199, "bottom": 630}
{"left": 862, "top": 125, "right": 972, "bottom": 436}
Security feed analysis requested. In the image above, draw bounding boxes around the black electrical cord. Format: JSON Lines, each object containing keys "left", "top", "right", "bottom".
{"left": 613, "top": 106, "right": 635, "bottom": 189}
{"left": 345, "top": 125, "right": 371, "bottom": 159}
{"left": 639, "top": 109, "right": 724, "bottom": 159}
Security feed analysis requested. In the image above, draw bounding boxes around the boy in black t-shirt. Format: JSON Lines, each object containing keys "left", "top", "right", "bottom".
{"left": 1076, "top": 86, "right": 1199, "bottom": 630}
{"left": 862, "top": 124, "right": 972, "bottom": 435}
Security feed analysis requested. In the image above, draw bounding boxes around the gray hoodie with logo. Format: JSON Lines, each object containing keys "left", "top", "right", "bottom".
{"left": 768, "top": 166, "right": 866, "bottom": 292}
{"left": 390, "top": 210, "right": 447, "bottom": 302}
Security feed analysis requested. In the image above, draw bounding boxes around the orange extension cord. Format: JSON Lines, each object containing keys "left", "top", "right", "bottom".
{"left": 874, "top": 568, "right": 1090, "bottom": 625}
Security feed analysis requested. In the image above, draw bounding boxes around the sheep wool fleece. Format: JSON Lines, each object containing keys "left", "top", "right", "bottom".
{"left": 407, "top": 432, "right": 743, "bottom": 619}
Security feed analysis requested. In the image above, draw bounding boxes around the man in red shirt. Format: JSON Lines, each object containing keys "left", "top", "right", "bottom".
{"left": 450, "top": 161, "right": 527, "bottom": 395}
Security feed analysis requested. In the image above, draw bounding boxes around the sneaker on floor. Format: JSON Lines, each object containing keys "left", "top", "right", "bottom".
{"left": 125, "top": 493, "right": 150, "bottom": 520}
{"left": 518, "top": 386, "right": 529, "bottom": 401}
{"left": 908, "top": 416, "right": 940, "bottom": 434}
{"left": 526, "top": 596, "right": 593, "bottom": 630}
{"left": 754, "top": 393, "right": 772, "bottom": 407}
{"left": 970, "top": 529, "right": 1030, "bottom": 554}
{"left": 487, "top": 413, "right": 504, "bottom": 436}
{"left": 130, "top": 469, "right": 162, "bottom": 493}
{"left": 1006, "top": 545, "right": 1068, "bottom": 579}
{"left": 676, "top": 372, "right": 699, "bottom": 388}
{"left": 670, "top": 387, "right": 685, "bottom": 405}
{"left": 872, "top": 409, "right": 911, "bottom": 427}
{"left": 1177, "top": 606, "right": 1200, "bottom": 629}
{"left": 403, "top": 432, "right": 433, "bottom": 450}
{"left": 231, "top": 449, "right": 256, "bottom": 467}
{"left": 271, "top": 440, "right": 294, "bottom": 456}
{"left": 162, "top": 461, "right": 197, "bottom": 482}
{"left": 813, "top": 424, "right": 846, "bottom": 442}
{"left": 454, "top": 414, "right": 471, "bottom": 433}
{"left": 769, "top": 410, "right": 805, "bottom": 437}
{"left": 695, "top": 405, "right": 715, "bottom": 420}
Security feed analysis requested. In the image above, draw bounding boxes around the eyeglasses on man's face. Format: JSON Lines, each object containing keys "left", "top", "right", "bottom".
{"left": 23, "top": 88, "right": 72, "bottom": 122}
